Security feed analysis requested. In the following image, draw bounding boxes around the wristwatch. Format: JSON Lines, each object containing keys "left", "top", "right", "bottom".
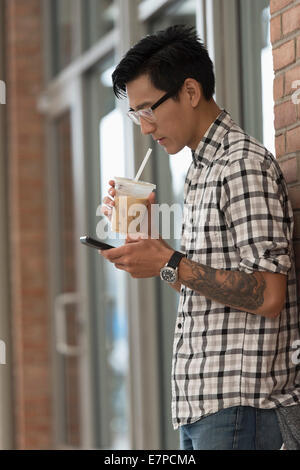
{"left": 160, "top": 251, "right": 186, "bottom": 284}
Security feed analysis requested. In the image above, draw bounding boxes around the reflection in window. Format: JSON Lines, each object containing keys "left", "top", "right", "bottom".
{"left": 85, "top": 57, "right": 130, "bottom": 449}
{"left": 261, "top": 6, "right": 275, "bottom": 155}
{"left": 99, "top": 108, "right": 125, "bottom": 240}
{"left": 55, "top": 112, "right": 81, "bottom": 448}
{"left": 52, "top": 0, "right": 79, "bottom": 74}
{"left": 84, "top": 0, "right": 117, "bottom": 50}
{"left": 99, "top": 108, "right": 129, "bottom": 449}
{"left": 148, "top": 0, "right": 196, "bottom": 31}
{"left": 239, "top": 0, "right": 274, "bottom": 154}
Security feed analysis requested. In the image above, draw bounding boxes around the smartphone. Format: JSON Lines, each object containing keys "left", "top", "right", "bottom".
{"left": 80, "top": 235, "right": 115, "bottom": 250}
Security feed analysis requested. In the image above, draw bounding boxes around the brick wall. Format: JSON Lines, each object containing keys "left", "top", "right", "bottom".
{"left": 270, "top": 0, "right": 300, "bottom": 303}
{"left": 5, "top": 0, "right": 52, "bottom": 449}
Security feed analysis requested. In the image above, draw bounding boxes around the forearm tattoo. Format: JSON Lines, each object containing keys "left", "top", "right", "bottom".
{"left": 179, "top": 258, "right": 266, "bottom": 311}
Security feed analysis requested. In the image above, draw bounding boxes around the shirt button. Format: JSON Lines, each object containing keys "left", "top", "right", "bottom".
{"left": 178, "top": 323, "right": 182, "bottom": 329}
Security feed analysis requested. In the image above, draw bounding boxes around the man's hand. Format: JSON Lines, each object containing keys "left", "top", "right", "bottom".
{"left": 99, "top": 235, "right": 174, "bottom": 278}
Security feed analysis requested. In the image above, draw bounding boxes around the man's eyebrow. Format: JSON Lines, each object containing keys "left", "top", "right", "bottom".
{"left": 129, "top": 101, "right": 152, "bottom": 112}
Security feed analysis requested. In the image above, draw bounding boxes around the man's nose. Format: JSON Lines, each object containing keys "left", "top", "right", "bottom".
{"left": 140, "top": 117, "right": 156, "bottom": 135}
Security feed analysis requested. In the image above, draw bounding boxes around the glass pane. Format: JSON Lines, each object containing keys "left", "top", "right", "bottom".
{"left": 52, "top": 0, "right": 79, "bottom": 74}
{"left": 239, "top": 0, "right": 275, "bottom": 154}
{"left": 261, "top": 6, "right": 275, "bottom": 155}
{"left": 148, "top": 0, "right": 196, "bottom": 451}
{"left": 55, "top": 112, "right": 81, "bottom": 448}
{"left": 148, "top": 0, "right": 196, "bottom": 31}
{"left": 84, "top": 0, "right": 117, "bottom": 50}
{"left": 85, "top": 56, "right": 130, "bottom": 449}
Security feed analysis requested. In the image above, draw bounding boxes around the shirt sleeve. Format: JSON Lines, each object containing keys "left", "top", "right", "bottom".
{"left": 220, "top": 157, "right": 293, "bottom": 275}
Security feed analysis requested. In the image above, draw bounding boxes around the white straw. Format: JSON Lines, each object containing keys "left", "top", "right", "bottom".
{"left": 134, "top": 148, "right": 153, "bottom": 181}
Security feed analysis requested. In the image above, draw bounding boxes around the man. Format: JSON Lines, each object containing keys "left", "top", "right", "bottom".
{"left": 100, "top": 25, "right": 300, "bottom": 450}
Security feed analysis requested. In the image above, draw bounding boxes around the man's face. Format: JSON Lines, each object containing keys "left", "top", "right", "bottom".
{"left": 126, "top": 74, "right": 195, "bottom": 155}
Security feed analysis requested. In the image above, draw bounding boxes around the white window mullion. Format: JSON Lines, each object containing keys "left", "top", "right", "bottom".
{"left": 196, "top": 0, "right": 206, "bottom": 42}
{"left": 205, "top": 0, "right": 242, "bottom": 125}
{"left": 139, "top": 0, "right": 175, "bottom": 22}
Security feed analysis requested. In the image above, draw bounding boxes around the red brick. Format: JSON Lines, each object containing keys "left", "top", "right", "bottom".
{"left": 294, "top": 211, "right": 300, "bottom": 238}
{"left": 282, "top": 4, "right": 300, "bottom": 36}
{"left": 288, "top": 185, "right": 300, "bottom": 210}
{"left": 274, "top": 73, "right": 284, "bottom": 101}
{"left": 270, "top": 0, "right": 293, "bottom": 15}
{"left": 279, "top": 157, "right": 298, "bottom": 183}
{"left": 6, "top": 0, "right": 52, "bottom": 450}
{"left": 294, "top": 241, "right": 300, "bottom": 270}
{"left": 286, "top": 125, "right": 300, "bottom": 153}
{"left": 271, "top": 15, "right": 282, "bottom": 43}
{"left": 285, "top": 65, "right": 300, "bottom": 96}
{"left": 275, "top": 133, "right": 286, "bottom": 157}
{"left": 274, "top": 100, "right": 297, "bottom": 129}
{"left": 297, "top": 271, "right": 300, "bottom": 297}
{"left": 273, "top": 40, "right": 295, "bottom": 71}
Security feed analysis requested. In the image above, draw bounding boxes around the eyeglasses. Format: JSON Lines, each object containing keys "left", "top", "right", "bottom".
{"left": 127, "top": 87, "right": 181, "bottom": 126}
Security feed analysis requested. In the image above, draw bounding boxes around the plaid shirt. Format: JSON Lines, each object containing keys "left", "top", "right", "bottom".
{"left": 171, "top": 109, "right": 300, "bottom": 430}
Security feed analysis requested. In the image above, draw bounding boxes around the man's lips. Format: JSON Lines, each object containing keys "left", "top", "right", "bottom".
{"left": 156, "top": 137, "right": 166, "bottom": 145}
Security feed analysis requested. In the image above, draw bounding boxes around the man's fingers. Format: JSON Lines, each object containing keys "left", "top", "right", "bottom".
{"left": 125, "top": 237, "right": 135, "bottom": 244}
{"left": 100, "top": 204, "right": 112, "bottom": 213}
{"left": 108, "top": 187, "right": 116, "bottom": 197}
{"left": 148, "top": 191, "right": 156, "bottom": 205}
{"left": 115, "top": 263, "right": 126, "bottom": 270}
{"left": 100, "top": 206, "right": 112, "bottom": 217}
{"left": 102, "top": 196, "right": 115, "bottom": 207}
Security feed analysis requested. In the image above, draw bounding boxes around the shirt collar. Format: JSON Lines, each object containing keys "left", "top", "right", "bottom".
{"left": 191, "top": 109, "right": 233, "bottom": 169}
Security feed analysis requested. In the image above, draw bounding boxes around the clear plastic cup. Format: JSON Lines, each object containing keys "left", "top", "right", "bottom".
{"left": 111, "top": 177, "right": 156, "bottom": 234}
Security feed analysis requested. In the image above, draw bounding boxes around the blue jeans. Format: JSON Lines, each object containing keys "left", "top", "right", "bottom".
{"left": 179, "top": 406, "right": 283, "bottom": 450}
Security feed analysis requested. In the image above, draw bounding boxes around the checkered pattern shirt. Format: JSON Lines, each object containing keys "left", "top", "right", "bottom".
{"left": 171, "top": 109, "right": 300, "bottom": 430}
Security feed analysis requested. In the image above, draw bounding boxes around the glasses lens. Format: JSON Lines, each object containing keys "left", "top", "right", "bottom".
{"left": 127, "top": 111, "right": 140, "bottom": 125}
{"left": 139, "top": 108, "right": 155, "bottom": 122}
{"left": 127, "top": 108, "right": 156, "bottom": 126}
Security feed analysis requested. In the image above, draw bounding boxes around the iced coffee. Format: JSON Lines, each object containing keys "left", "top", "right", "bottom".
{"left": 111, "top": 177, "right": 156, "bottom": 235}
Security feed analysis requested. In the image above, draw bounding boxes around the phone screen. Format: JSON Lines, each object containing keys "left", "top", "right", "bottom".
{"left": 80, "top": 236, "right": 114, "bottom": 250}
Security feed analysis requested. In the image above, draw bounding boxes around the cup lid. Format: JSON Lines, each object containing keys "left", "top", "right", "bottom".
{"left": 114, "top": 176, "right": 156, "bottom": 189}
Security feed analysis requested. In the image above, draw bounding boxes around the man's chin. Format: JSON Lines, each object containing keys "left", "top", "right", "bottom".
{"left": 167, "top": 145, "right": 185, "bottom": 155}
{"left": 158, "top": 139, "right": 185, "bottom": 155}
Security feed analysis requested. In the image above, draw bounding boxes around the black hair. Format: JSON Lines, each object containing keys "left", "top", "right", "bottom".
{"left": 112, "top": 24, "right": 215, "bottom": 101}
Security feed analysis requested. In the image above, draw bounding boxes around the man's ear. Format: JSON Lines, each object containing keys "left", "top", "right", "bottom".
{"left": 183, "top": 78, "right": 202, "bottom": 108}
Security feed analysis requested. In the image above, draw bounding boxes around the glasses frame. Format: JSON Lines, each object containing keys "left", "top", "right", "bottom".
{"left": 127, "top": 86, "right": 182, "bottom": 126}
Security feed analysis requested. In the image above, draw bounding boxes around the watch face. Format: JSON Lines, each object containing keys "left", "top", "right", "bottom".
{"left": 160, "top": 267, "right": 177, "bottom": 283}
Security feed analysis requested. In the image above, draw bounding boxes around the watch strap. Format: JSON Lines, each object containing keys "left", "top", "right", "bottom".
{"left": 167, "top": 251, "right": 185, "bottom": 269}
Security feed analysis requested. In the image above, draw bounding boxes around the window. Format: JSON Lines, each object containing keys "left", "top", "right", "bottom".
{"left": 51, "top": 0, "right": 117, "bottom": 76}
{"left": 54, "top": 111, "right": 81, "bottom": 447}
{"left": 51, "top": 0, "right": 80, "bottom": 74}
{"left": 85, "top": 56, "right": 130, "bottom": 449}
{"left": 84, "top": 0, "right": 117, "bottom": 51}
{"left": 239, "top": 0, "right": 275, "bottom": 154}
{"left": 148, "top": 0, "right": 196, "bottom": 31}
